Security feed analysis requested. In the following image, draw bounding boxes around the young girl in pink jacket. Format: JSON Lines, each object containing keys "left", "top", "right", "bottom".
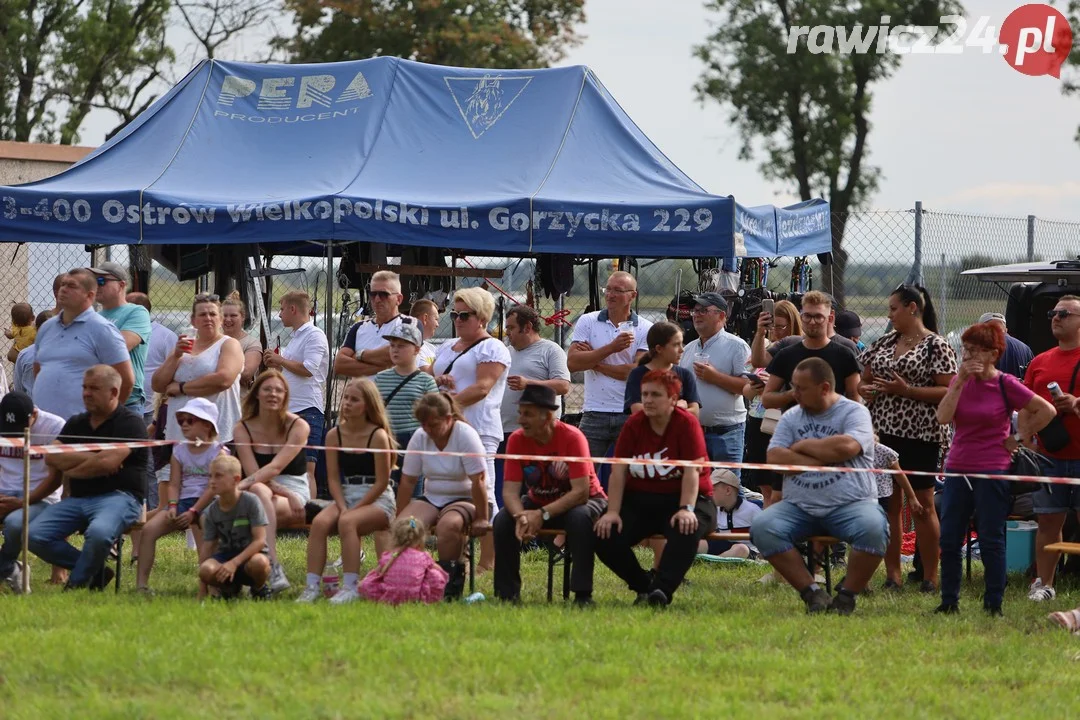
{"left": 360, "top": 516, "right": 448, "bottom": 604}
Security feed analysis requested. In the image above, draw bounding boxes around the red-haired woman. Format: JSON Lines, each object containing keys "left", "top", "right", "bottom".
{"left": 936, "top": 322, "right": 1055, "bottom": 615}
{"left": 594, "top": 369, "right": 717, "bottom": 606}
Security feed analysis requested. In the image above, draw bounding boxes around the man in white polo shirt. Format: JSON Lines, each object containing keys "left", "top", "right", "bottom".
{"left": 333, "top": 270, "right": 406, "bottom": 378}
{"left": 568, "top": 271, "right": 651, "bottom": 479}
{"left": 263, "top": 290, "right": 329, "bottom": 499}
{"left": 679, "top": 292, "right": 751, "bottom": 475}
{"left": 0, "top": 392, "right": 64, "bottom": 593}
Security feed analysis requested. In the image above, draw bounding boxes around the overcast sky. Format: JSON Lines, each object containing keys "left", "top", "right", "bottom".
{"left": 78, "top": 0, "right": 1079, "bottom": 227}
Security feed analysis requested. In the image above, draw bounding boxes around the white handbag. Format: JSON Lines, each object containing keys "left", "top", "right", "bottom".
{"left": 760, "top": 408, "right": 784, "bottom": 435}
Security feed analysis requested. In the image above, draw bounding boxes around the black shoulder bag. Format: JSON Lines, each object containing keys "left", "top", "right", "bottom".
{"left": 441, "top": 337, "right": 490, "bottom": 376}
{"left": 999, "top": 375, "right": 1045, "bottom": 495}
{"left": 383, "top": 371, "right": 421, "bottom": 406}
{"left": 1035, "top": 358, "right": 1080, "bottom": 453}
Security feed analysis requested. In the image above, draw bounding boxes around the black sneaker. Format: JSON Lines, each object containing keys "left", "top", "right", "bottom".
{"left": 250, "top": 583, "right": 272, "bottom": 601}
{"left": 646, "top": 588, "right": 670, "bottom": 607}
{"left": 828, "top": 589, "right": 857, "bottom": 616}
{"left": 88, "top": 566, "right": 115, "bottom": 592}
{"left": 800, "top": 586, "right": 831, "bottom": 614}
{"left": 984, "top": 604, "right": 1003, "bottom": 617}
{"left": 934, "top": 602, "right": 959, "bottom": 614}
{"left": 882, "top": 579, "right": 902, "bottom": 591}
{"left": 496, "top": 594, "right": 522, "bottom": 605}
{"left": 919, "top": 580, "right": 937, "bottom": 594}
{"left": 573, "top": 594, "right": 594, "bottom": 608}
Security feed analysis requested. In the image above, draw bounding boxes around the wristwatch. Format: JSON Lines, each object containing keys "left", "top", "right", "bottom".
{"left": 681, "top": 504, "right": 694, "bottom": 513}
{"left": 541, "top": 509, "right": 551, "bottom": 522}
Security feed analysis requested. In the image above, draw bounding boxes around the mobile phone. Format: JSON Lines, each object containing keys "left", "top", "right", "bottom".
{"left": 741, "top": 372, "right": 766, "bottom": 386}
{"left": 762, "top": 299, "right": 775, "bottom": 316}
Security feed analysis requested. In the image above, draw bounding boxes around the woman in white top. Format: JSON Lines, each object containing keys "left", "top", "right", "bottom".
{"left": 222, "top": 291, "right": 264, "bottom": 391}
{"left": 233, "top": 369, "right": 311, "bottom": 593}
{"left": 152, "top": 293, "right": 243, "bottom": 443}
{"left": 430, "top": 286, "right": 510, "bottom": 572}
{"left": 397, "top": 392, "right": 490, "bottom": 600}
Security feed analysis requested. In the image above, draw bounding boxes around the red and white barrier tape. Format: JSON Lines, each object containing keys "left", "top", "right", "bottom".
{"left": 5, "top": 434, "right": 1078, "bottom": 487}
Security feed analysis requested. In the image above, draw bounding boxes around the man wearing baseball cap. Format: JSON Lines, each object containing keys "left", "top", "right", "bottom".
{"left": 0, "top": 392, "right": 65, "bottom": 593}
{"left": 494, "top": 384, "right": 607, "bottom": 606}
{"left": 90, "top": 262, "right": 152, "bottom": 413}
{"left": 678, "top": 292, "right": 752, "bottom": 475}
{"left": 977, "top": 312, "right": 1033, "bottom": 380}
{"left": 834, "top": 311, "right": 865, "bottom": 352}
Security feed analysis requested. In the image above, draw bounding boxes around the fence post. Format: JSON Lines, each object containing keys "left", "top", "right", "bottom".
{"left": 940, "top": 253, "right": 948, "bottom": 334}
{"left": 906, "top": 201, "right": 923, "bottom": 287}
{"left": 1027, "top": 215, "right": 1036, "bottom": 262}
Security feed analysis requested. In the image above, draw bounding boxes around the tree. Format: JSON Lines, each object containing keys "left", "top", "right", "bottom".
{"left": 277, "top": 0, "right": 586, "bottom": 68}
{"left": 695, "top": 1, "right": 962, "bottom": 304}
{"left": 1063, "top": 1, "right": 1080, "bottom": 145}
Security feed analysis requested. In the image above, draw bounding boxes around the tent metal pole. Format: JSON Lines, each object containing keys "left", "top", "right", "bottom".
{"left": 324, "top": 240, "right": 334, "bottom": 420}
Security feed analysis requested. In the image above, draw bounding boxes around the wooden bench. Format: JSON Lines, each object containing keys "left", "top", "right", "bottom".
{"left": 537, "top": 529, "right": 752, "bottom": 602}
{"left": 1043, "top": 542, "right": 1080, "bottom": 555}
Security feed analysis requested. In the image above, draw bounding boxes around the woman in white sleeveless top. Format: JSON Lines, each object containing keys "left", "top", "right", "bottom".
{"left": 152, "top": 293, "right": 243, "bottom": 443}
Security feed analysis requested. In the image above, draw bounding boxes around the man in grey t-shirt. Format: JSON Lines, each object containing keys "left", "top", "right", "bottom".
{"left": 751, "top": 357, "right": 887, "bottom": 616}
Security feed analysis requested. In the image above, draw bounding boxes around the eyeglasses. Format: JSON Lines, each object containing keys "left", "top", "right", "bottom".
{"left": 801, "top": 312, "right": 828, "bottom": 324}
{"left": 194, "top": 293, "right": 220, "bottom": 303}
{"left": 602, "top": 286, "right": 634, "bottom": 295}
{"left": 691, "top": 306, "right": 717, "bottom": 314}
{"left": 369, "top": 290, "right": 392, "bottom": 300}
{"left": 1048, "top": 310, "right": 1079, "bottom": 320}
{"left": 449, "top": 311, "right": 475, "bottom": 322}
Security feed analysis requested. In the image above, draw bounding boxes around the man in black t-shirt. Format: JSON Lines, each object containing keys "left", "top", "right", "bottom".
{"left": 762, "top": 291, "right": 862, "bottom": 411}
{"left": 27, "top": 365, "right": 148, "bottom": 590}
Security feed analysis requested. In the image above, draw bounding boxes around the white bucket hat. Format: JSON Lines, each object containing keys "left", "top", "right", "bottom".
{"left": 175, "top": 397, "right": 220, "bottom": 436}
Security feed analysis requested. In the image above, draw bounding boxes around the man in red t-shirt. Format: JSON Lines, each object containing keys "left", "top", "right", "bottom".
{"left": 1024, "top": 295, "right": 1080, "bottom": 602}
{"left": 493, "top": 385, "right": 607, "bottom": 605}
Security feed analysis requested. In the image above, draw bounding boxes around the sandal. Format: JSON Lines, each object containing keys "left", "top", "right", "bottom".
{"left": 1048, "top": 608, "right": 1080, "bottom": 633}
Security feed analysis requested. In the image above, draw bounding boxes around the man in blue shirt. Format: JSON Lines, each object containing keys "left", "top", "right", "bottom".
{"left": 34, "top": 269, "right": 133, "bottom": 419}
{"left": 91, "top": 262, "right": 151, "bottom": 411}
{"left": 979, "top": 312, "right": 1033, "bottom": 380}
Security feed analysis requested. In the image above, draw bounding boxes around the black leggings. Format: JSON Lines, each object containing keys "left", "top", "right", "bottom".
{"left": 878, "top": 434, "right": 942, "bottom": 490}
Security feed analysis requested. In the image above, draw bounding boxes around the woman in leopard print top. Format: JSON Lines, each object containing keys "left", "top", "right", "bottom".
{"left": 859, "top": 285, "right": 957, "bottom": 592}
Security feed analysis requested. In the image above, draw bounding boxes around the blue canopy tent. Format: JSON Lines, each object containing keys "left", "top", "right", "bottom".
{"left": 0, "top": 58, "right": 829, "bottom": 258}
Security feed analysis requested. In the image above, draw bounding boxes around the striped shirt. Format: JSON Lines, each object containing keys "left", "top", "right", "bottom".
{"left": 374, "top": 368, "right": 438, "bottom": 435}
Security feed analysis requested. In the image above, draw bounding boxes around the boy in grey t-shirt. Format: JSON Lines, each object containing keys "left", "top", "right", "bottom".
{"left": 198, "top": 456, "right": 271, "bottom": 599}
{"left": 751, "top": 357, "right": 888, "bottom": 617}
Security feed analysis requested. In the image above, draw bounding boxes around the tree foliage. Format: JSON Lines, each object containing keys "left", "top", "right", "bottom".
{"left": 695, "top": 0, "right": 963, "bottom": 303}
{"left": 278, "top": 0, "right": 586, "bottom": 68}
{"left": 1063, "top": 1, "right": 1080, "bottom": 145}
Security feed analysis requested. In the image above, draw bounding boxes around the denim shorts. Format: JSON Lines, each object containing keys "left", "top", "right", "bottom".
{"left": 750, "top": 499, "right": 888, "bottom": 558}
{"left": 176, "top": 497, "right": 199, "bottom": 515}
{"left": 342, "top": 484, "right": 396, "bottom": 523}
{"left": 296, "top": 407, "right": 324, "bottom": 463}
{"left": 1033, "top": 457, "right": 1080, "bottom": 514}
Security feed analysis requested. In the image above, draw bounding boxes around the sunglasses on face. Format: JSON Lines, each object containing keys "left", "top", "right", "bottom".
{"left": 369, "top": 290, "right": 392, "bottom": 300}
{"left": 1048, "top": 310, "right": 1079, "bottom": 320}
{"left": 96, "top": 276, "right": 120, "bottom": 286}
{"left": 177, "top": 416, "right": 199, "bottom": 426}
{"left": 449, "top": 311, "right": 475, "bottom": 322}
{"left": 194, "top": 293, "right": 220, "bottom": 303}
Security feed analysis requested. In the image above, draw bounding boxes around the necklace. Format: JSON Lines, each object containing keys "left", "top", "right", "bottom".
{"left": 900, "top": 331, "right": 925, "bottom": 347}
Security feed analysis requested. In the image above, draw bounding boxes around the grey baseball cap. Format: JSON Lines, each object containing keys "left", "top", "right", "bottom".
{"left": 978, "top": 312, "right": 1006, "bottom": 326}
{"left": 88, "top": 261, "right": 130, "bottom": 285}
{"left": 384, "top": 321, "right": 423, "bottom": 347}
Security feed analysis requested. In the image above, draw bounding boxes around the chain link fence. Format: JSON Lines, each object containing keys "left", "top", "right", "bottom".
{"left": 0, "top": 203, "right": 1078, "bottom": 411}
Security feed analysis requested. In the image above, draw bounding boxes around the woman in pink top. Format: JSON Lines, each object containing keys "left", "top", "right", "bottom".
{"left": 360, "top": 516, "right": 448, "bottom": 605}
{"left": 935, "top": 322, "right": 1055, "bottom": 615}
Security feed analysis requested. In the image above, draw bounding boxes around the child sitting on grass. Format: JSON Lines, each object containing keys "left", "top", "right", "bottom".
{"left": 198, "top": 455, "right": 272, "bottom": 600}
{"left": 137, "top": 398, "right": 226, "bottom": 595}
{"left": 359, "top": 516, "right": 448, "bottom": 605}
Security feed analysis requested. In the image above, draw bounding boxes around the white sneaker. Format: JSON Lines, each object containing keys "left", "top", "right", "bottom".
{"left": 1028, "top": 578, "right": 1057, "bottom": 602}
{"left": 329, "top": 585, "right": 361, "bottom": 605}
{"left": 295, "top": 586, "right": 321, "bottom": 603}
{"left": 4, "top": 561, "right": 28, "bottom": 594}
{"left": 359, "top": 548, "right": 366, "bottom": 566}
{"left": 813, "top": 574, "right": 827, "bottom": 584}
{"left": 269, "top": 563, "right": 291, "bottom": 593}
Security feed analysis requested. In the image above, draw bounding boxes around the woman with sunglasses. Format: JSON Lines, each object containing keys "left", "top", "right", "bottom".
{"left": 429, "top": 286, "right": 510, "bottom": 573}
{"left": 152, "top": 293, "right": 243, "bottom": 444}
{"left": 859, "top": 284, "right": 957, "bottom": 592}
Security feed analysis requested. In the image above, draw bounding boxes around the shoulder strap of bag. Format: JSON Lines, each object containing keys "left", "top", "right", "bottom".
{"left": 998, "top": 373, "right": 1010, "bottom": 415}
{"left": 384, "top": 371, "right": 422, "bottom": 406}
{"left": 1069, "top": 358, "right": 1080, "bottom": 394}
{"left": 443, "top": 337, "right": 489, "bottom": 376}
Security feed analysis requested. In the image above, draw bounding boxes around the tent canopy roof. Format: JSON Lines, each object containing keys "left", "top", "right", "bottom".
{"left": 0, "top": 57, "right": 830, "bottom": 258}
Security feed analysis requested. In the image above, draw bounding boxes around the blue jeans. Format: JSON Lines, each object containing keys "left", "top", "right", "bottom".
{"left": 0, "top": 502, "right": 50, "bottom": 577}
{"left": 704, "top": 423, "right": 746, "bottom": 479}
{"left": 751, "top": 499, "right": 888, "bottom": 558}
{"left": 578, "top": 411, "right": 628, "bottom": 490}
{"left": 1032, "top": 458, "right": 1080, "bottom": 514}
{"left": 27, "top": 492, "right": 142, "bottom": 587}
{"left": 940, "top": 470, "right": 1012, "bottom": 608}
{"left": 296, "top": 407, "right": 325, "bottom": 463}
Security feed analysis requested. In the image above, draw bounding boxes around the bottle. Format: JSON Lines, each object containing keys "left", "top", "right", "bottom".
{"left": 322, "top": 564, "right": 340, "bottom": 599}
{"left": 1048, "top": 381, "right": 1063, "bottom": 398}
{"left": 464, "top": 591, "right": 486, "bottom": 604}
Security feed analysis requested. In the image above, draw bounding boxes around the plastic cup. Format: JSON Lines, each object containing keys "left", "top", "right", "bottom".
{"left": 694, "top": 352, "right": 711, "bottom": 366}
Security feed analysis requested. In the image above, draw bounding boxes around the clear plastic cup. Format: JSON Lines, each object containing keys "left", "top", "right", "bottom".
{"left": 617, "top": 321, "right": 635, "bottom": 335}
{"left": 694, "top": 352, "right": 711, "bottom": 366}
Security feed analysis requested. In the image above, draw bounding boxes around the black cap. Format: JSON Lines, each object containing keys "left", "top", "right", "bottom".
{"left": 835, "top": 310, "right": 862, "bottom": 338}
{"left": 693, "top": 292, "right": 729, "bottom": 312}
{"left": 518, "top": 384, "right": 560, "bottom": 410}
{"left": 0, "top": 392, "right": 34, "bottom": 434}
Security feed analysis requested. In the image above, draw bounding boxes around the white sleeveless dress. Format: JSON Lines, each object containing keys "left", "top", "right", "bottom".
{"left": 164, "top": 336, "right": 241, "bottom": 443}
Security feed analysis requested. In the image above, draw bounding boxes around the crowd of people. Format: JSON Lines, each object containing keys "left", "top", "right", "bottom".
{"left": 1, "top": 265, "right": 1079, "bottom": 627}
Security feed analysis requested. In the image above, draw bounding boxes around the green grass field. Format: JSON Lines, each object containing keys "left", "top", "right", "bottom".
{"left": 2, "top": 533, "right": 1078, "bottom": 719}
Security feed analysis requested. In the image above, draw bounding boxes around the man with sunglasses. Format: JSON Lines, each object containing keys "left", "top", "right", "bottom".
{"left": 33, "top": 269, "right": 133, "bottom": 420}
{"left": 568, "top": 271, "right": 651, "bottom": 483}
{"left": 334, "top": 270, "right": 406, "bottom": 378}
{"left": 1023, "top": 296, "right": 1080, "bottom": 603}
{"left": 90, "top": 262, "right": 151, "bottom": 413}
